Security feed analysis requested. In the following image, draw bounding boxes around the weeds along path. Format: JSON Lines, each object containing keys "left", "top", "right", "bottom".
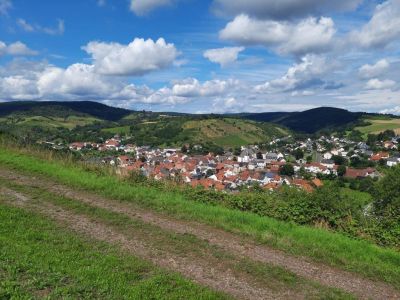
{"left": 0, "top": 168, "right": 399, "bottom": 299}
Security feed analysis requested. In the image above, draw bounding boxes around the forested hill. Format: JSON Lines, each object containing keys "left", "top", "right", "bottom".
{"left": 0, "top": 101, "right": 132, "bottom": 121}
{"left": 240, "top": 107, "right": 364, "bottom": 133}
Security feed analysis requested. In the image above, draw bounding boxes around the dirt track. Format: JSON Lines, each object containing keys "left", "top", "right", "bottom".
{"left": 0, "top": 168, "right": 399, "bottom": 299}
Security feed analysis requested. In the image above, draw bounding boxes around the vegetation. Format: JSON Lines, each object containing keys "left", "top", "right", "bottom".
{"left": 0, "top": 204, "right": 226, "bottom": 299}
{"left": 0, "top": 182, "right": 353, "bottom": 299}
{"left": 242, "top": 107, "right": 363, "bottom": 134}
{"left": 0, "top": 144, "right": 399, "bottom": 289}
{"left": 355, "top": 117, "right": 400, "bottom": 136}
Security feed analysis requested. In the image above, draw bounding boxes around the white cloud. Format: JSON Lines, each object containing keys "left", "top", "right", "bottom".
{"left": 97, "top": 0, "right": 106, "bottom": 7}
{"left": 203, "top": 46, "right": 244, "bottom": 67}
{"left": 255, "top": 54, "right": 333, "bottom": 92}
{"left": 350, "top": 0, "right": 400, "bottom": 48}
{"left": 0, "top": 0, "right": 12, "bottom": 15}
{"left": 83, "top": 38, "right": 178, "bottom": 76}
{"left": 220, "top": 15, "right": 336, "bottom": 56}
{"left": 380, "top": 106, "right": 400, "bottom": 115}
{"left": 130, "top": 0, "right": 174, "bottom": 16}
{"left": 17, "top": 18, "right": 65, "bottom": 35}
{"left": 0, "top": 41, "right": 38, "bottom": 56}
{"left": 365, "top": 78, "right": 396, "bottom": 90}
{"left": 359, "top": 59, "right": 390, "bottom": 79}
{"left": 171, "top": 78, "right": 240, "bottom": 97}
{"left": 212, "top": 0, "right": 361, "bottom": 20}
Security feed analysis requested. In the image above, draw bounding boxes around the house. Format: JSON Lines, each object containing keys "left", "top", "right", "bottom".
{"left": 345, "top": 167, "right": 379, "bottom": 179}
{"left": 387, "top": 157, "right": 400, "bottom": 167}
{"left": 69, "top": 142, "right": 85, "bottom": 151}
{"left": 321, "top": 159, "right": 335, "bottom": 169}
{"left": 383, "top": 141, "right": 397, "bottom": 150}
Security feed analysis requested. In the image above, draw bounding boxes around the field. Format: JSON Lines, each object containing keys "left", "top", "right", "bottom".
{"left": 355, "top": 117, "right": 400, "bottom": 135}
{"left": 0, "top": 115, "right": 100, "bottom": 130}
{"left": 183, "top": 118, "right": 283, "bottom": 147}
{"left": 101, "top": 125, "right": 131, "bottom": 135}
{"left": 0, "top": 204, "right": 225, "bottom": 299}
{"left": 0, "top": 145, "right": 399, "bottom": 297}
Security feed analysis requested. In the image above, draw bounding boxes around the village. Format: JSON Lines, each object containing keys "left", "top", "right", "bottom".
{"left": 60, "top": 133, "right": 400, "bottom": 193}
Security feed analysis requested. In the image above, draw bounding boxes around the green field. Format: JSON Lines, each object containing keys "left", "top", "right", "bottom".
{"left": 183, "top": 118, "right": 283, "bottom": 147}
{"left": 101, "top": 125, "right": 131, "bottom": 135}
{"left": 0, "top": 146, "right": 399, "bottom": 289}
{"left": 0, "top": 204, "right": 224, "bottom": 299}
{"left": 355, "top": 117, "right": 400, "bottom": 135}
{"left": 0, "top": 115, "right": 100, "bottom": 130}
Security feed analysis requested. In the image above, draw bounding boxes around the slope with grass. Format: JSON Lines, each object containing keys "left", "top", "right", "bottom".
{"left": 355, "top": 116, "right": 400, "bottom": 135}
{"left": 0, "top": 203, "right": 226, "bottom": 300}
{"left": 0, "top": 145, "right": 399, "bottom": 296}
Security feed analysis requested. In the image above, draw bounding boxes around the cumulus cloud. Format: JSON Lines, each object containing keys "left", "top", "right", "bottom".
{"left": 130, "top": 0, "right": 174, "bottom": 16}
{"left": 359, "top": 59, "right": 390, "bottom": 79}
{"left": 365, "top": 78, "right": 396, "bottom": 90}
{"left": 0, "top": 0, "right": 12, "bottom": 15}
{"left": 255, "top": 55, "right": 334, "bottom": 93}
{"left": 380, "top": 106, "right": 400, "bottom": 115}
{"left": 203, "top": 47, "right": 244, "bottom": 67}
{"left": 350, "top": 0, "right": 400, "bottom": 48}
{"left": 212, "top": 0, "right": 361, "bottom": 20}
{"left": 0, "top": 41, "right": 38, "bottom": 56}
{"left": 220, "top": 15, "right": 336, "bottom": 56}
{"left": 171, "top": 78, "right": 240, "bottom": 97}
{"left": 83, "top": 38, "right": 178, "bottom": 76}
{"left": 17, "top": 18, "right": 65, "bottom": 35}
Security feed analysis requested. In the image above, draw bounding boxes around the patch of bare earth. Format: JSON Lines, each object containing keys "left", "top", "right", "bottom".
{"left": 0, "top": 168, "right": 399, "bottom": 299}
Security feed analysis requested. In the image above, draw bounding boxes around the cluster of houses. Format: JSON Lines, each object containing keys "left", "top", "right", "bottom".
{"left": 63, "top": 134, "right": 400, "bottom": 193}
{"left": 61, "top": 133, "right": 400, "bottom": 192}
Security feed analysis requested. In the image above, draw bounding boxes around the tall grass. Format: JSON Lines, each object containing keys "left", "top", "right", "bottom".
{"left": 0, "top": 146, "right": 399, "bottom": 288}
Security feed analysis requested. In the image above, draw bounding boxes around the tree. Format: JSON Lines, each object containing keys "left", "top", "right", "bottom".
{"left": 279, "top": 163, "right": 295, "bottom": 176}
{"left": 332, "top": 155, "right": 347, "bottom": 166}
{"left": 293, "top": 148, "right": 304, "bottom": 160}
{"left": 337, "top": 165, "right": 347, "bottom": 177}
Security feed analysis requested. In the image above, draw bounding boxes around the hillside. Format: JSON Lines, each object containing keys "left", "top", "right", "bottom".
{"left": 0, "top": 101, "right": 132, "bottom": 121}
{"left": 242, "top": 107, "right": 363, "bottom": 134}
{"left": 0, "top": 146, "right": 399, "bottom": 299}
{"left": 355, "top": 116, "right": 400, "bottom": 136}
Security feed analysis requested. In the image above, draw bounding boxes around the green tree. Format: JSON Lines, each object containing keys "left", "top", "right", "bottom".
{"left": 279, "top": 163, "right": 295, "bottom": 176}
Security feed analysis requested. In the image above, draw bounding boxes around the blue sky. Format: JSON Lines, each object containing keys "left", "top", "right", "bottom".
{"left": 0, "top": 0, "right": 399, "bottom": 114}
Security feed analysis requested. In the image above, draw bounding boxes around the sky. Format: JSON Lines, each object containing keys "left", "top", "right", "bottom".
{"left": 0, "top": 0, "right": 399, "bottom": 114}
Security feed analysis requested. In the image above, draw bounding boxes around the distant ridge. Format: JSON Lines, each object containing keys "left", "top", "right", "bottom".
{"left": 241, "top": 107, "right": 363, "bottom": 133}
{"left": 0, "top": 101, "right": 132, "bottom": 122}
{"left": 0, "top": 101, "right": 382, "bottom": 133}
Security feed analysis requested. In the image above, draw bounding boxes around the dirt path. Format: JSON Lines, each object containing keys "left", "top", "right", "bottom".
{"left": 0, "top": 168, "right": 399, "bottom": 299}
{"left": 0, "top": 186, "right": 297, "bottom": 300}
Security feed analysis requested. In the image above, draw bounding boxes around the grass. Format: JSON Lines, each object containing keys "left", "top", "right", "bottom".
{"left": 0, "top": 203, "right": 226, "bottom": 300}
{"left": 1, "top": 180, "right": 353, "bottom": 299}
{"left": 0, "top": 146, "right": 399, "bottom": 289}
{"left": 183, "top": 118, "right": 276, "bottom": 147}
{"left": 355, "top": 117, "right": 400, "bottom": 135}
{"left": 101, "top": 125, "right": 131, "bottom": 135}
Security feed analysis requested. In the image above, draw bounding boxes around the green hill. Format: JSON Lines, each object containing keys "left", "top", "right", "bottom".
{"left": 241, "top": 107, "right": 363, "bottom": 133}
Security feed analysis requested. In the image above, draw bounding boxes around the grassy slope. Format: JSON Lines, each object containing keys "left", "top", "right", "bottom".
{"left": 0, "top": 147, "right": 399, "bottom": 289}
{"left": 0, "top": 115, "right": 100, "bottom": 130}
{"left": 1, "top": 180, "right": 352, "bottom": 299}
{"left": 0, "top": 204, "right": 225, "bottom": 299}
{"left": 183, "top": 118, "right": 284, "bottom": 147}
{"left": 355, "top": 117, "right": 400, "bottom": 135}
